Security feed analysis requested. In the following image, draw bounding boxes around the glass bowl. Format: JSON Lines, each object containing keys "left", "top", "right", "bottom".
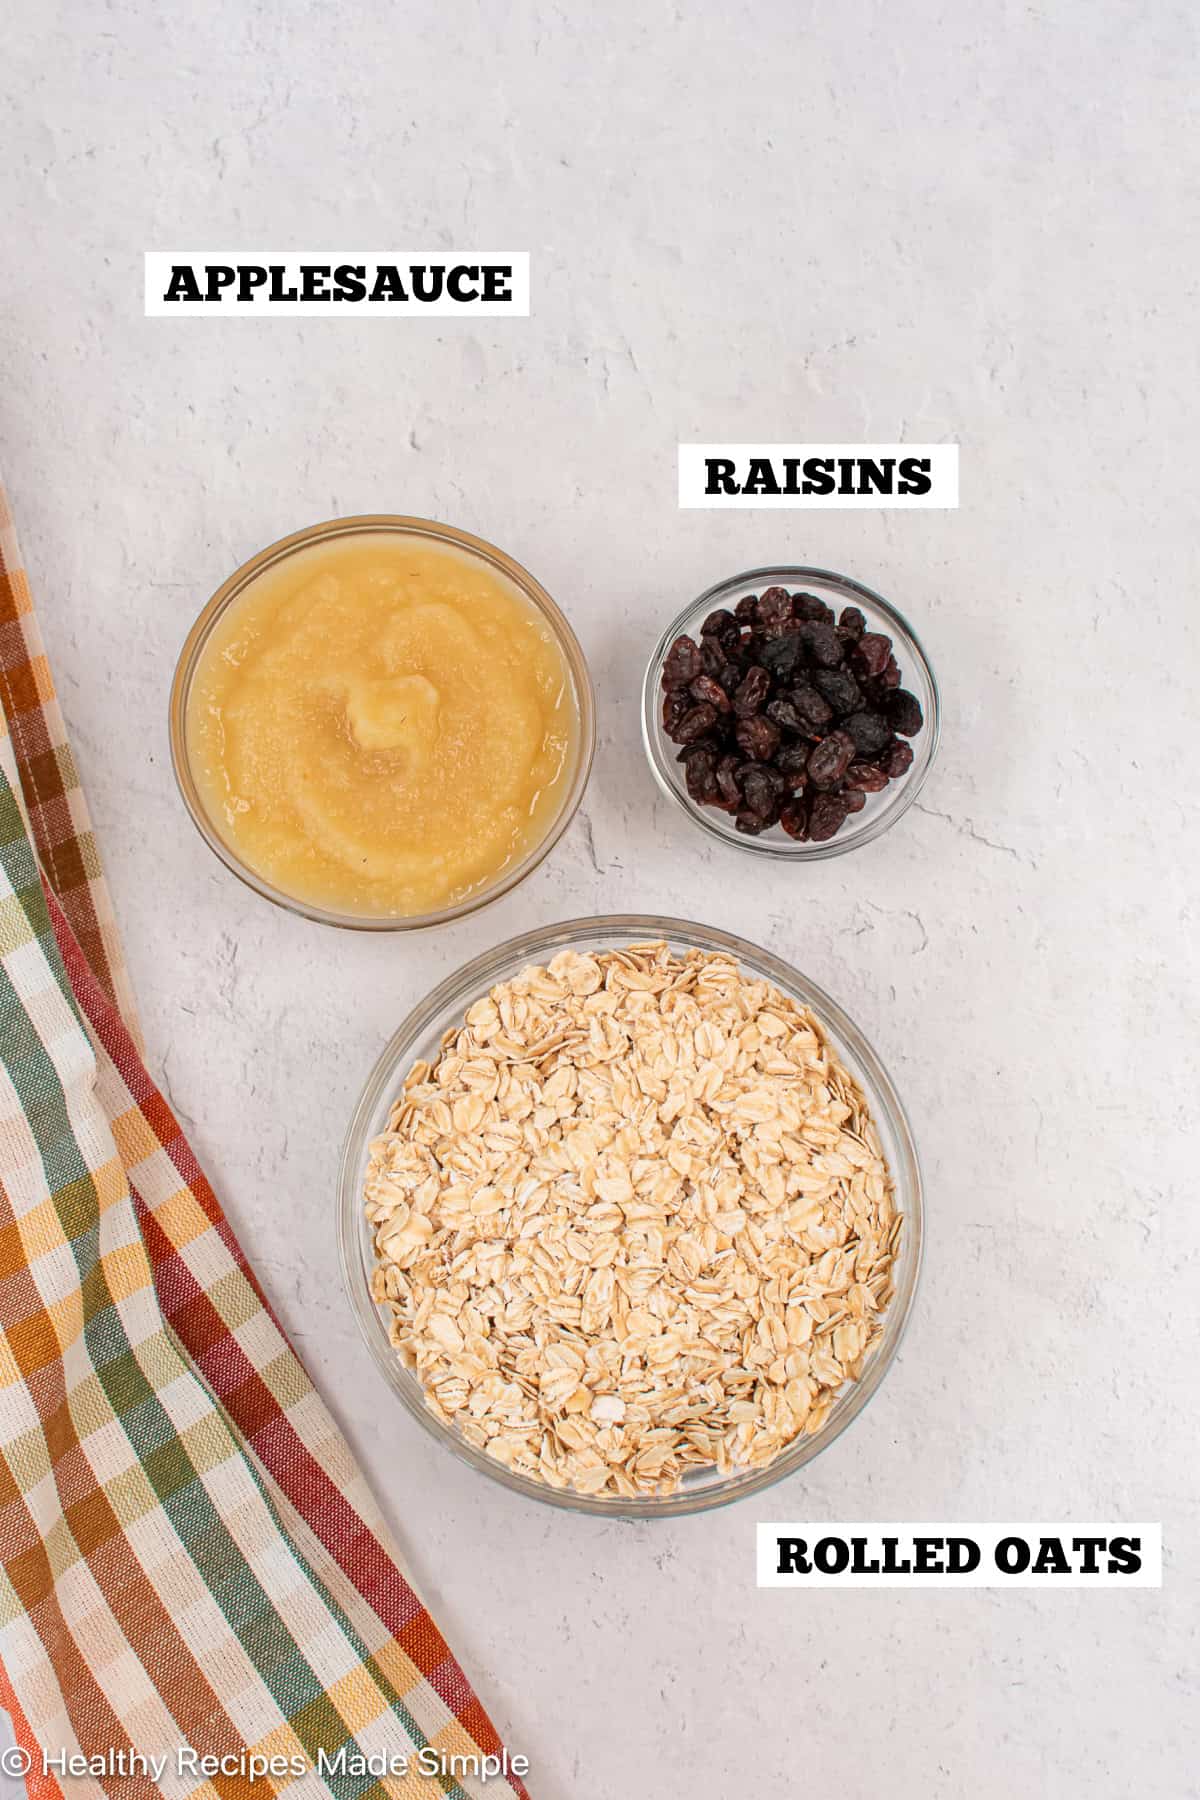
{"left": 641, "top": 566, "right": 939, "bottom": 860}
{"left": 337, "top": 914, "right": 923, "bottom": 1517}
{"left": 169, "top": 515, "right": 596, "bottom": 930}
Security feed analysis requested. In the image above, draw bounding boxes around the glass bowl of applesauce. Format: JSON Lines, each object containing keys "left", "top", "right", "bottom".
{"left": 170, "top": 516, "right": 595, "bottom": 929}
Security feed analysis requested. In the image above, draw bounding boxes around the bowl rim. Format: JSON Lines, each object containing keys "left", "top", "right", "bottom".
{"left": 641, "top": 564, "right": 940, "bottom": 860}
{"left": 337, "top": 912, "right": 924, "bottom": 1518}
{"left": 168, "top": 513, "right": 597, "bottom": 931}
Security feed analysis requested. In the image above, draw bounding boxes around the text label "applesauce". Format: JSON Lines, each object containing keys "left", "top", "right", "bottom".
{"left": 144, "top": 252, "right": 530, "bottom": 316}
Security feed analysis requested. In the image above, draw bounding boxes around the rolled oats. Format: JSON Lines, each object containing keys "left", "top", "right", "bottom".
{"left": 365, "top": 943, "right": 899, "bottom": 1500}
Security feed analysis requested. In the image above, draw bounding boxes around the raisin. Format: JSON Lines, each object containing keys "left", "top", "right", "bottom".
{"left": 716, "top": 659, "right": 744, "bottom": 694}
{"left": 759, "top": 631, "right": 803, "bottom": 678}
{"left": 794, "top": 592, "right": 834, "bottom": 623}
{"left": 780, "top": 799, "right": 810, "bottom": 840}
{"left": 756, "top": 586, "right": 793, "bottom": 629}
{"left": 684, "top": 749, "right": 719, "bottom": 804}
{"left": 789, "top": 683, "right": 834, "bottom": 732}
{"left": 735, "top": 809, "right": 774, "bottom": 835}
{"left": 801, "top": 621, "right": 844, "bottom": 668}
{"left": 701, "top": 608, "right": 740, "bottom": 649}
{"left": 809, "top": 792, "right": 851, "bottom": 840}
{"left": 776, "top": 742, "right": 810, "bottom": 786}
{"left": 689, "top": 673, "right": 731, "bottom": 713}
{"left": 699, "top": 634, "right": 725, "bottom": 677}
{"left": 844, "top": 787, "right": 866, "bottom": 813}
{"left": 765, "top": 696, "right": 806, "bottom": 734}
{"left": 838, "top": 605, "right": 866, "bottom": 642}
{"left": 843, "top": 710, "right": 892, "bottom": 756}
{"left": 732, "top": 665, "right": 771, "bottom": 717}
{"left": 807, "top": 729, "right": 855, "bottom": 789}
{"left": 883, "top": 738, "right": 914, "bottom": 778}
{"left": 846, "top": 760, "right": 889, "bottom": 792}
{"left": 886, "top": 688, "right": 923, "bottom": 735}
{"left": 880, "top": 655, "right": 901, "bottom": 689}
{"left": 674, "top": 702, "right": 719, "bottom": 744}
{"left": 812, "top": 667, "right": 863, "bottom": 715}
{"left": 735, "top": 715, "right": 781, "bottom": 761}
{"left": 662, "top": 688, "right": 690, "bottom": 733}
{"left": 741, "top": 763, "right": 785, "bottom": 818}
{"left": 853, "top": 631, "right": 892, "bottom": 678}
{"left": 663, "top": 635, "right": 702, "bottom": 688}
{"left": 734, "top": 593, "right": 759, "bottom": 624}
{"left": 715, "top": 754, "right": 743, "bottom": 806}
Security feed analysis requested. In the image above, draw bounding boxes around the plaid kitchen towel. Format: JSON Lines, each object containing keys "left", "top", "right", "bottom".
{"left": 0, "top": 487, "right": 530, "bottom": 1800}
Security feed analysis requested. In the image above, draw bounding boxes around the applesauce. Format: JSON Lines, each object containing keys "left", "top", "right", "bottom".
{"left": 180, "top": 525, "right": 586, "bottom": 920}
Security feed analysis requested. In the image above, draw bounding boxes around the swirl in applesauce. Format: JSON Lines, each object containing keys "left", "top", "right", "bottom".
{"left": 185, "top": 533, "right": 579, "bottom": 917}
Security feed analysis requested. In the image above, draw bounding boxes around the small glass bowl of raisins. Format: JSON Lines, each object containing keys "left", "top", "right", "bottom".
{"left": 641, "top": 566, "right": 939, "bottom": 859}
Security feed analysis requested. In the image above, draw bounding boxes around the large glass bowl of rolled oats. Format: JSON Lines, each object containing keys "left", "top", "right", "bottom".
{"left": 338, "top": 916, "right": 923, "bottom": 1516}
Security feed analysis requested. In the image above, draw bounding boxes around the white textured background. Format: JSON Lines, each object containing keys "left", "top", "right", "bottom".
{"left": 2, "top": 3, "right": 1198, "bottom": 1796}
